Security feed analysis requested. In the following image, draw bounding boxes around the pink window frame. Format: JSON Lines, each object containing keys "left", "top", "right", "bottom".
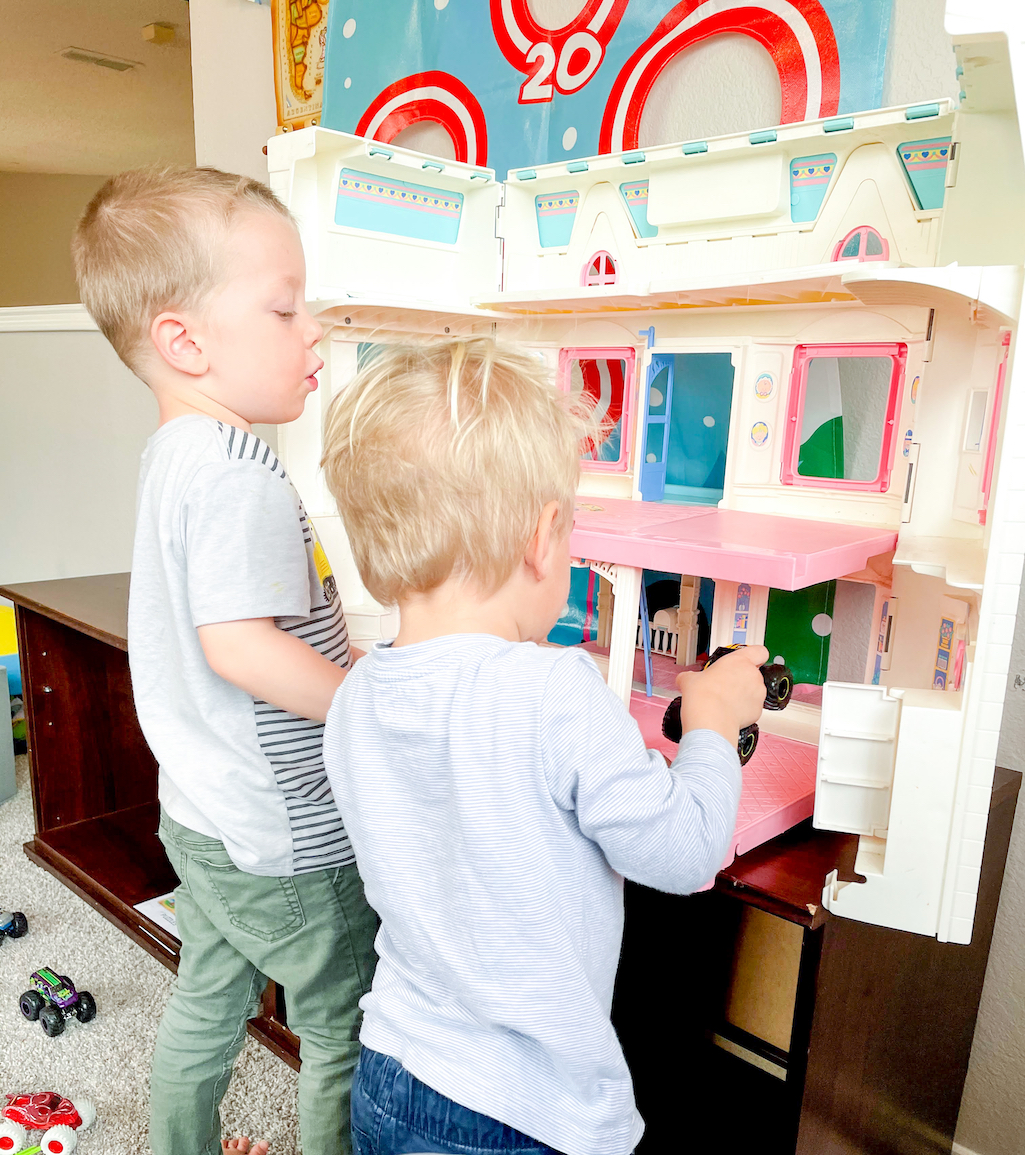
{"left": 781, "top": 342, "right": 908, "bottom": 493}
{"left": 980, "top": 329, "right": 1012, "bottom": 524}
{"left": 581, "top": 250, "right": 618, "bottom": 286}
{"left": 558, "top": 347, "right": 636, "bottom": 473}
{"left": 832, "top": 226, "right": 889, "bottom": 262}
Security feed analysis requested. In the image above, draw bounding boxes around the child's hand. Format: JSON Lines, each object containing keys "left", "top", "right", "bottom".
{"left": 223, "top": 1138, "right": 270, "bottom": 1154}
{"left": 674, "top": 645, "right": 769, "bottom": 747}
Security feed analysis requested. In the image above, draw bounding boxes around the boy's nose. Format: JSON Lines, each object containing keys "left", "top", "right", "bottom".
{"left": 307, "top": 314, "right": 324, "bottom": 345}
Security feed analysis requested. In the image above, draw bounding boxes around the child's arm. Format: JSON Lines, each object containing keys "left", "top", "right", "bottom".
{"left": 544, "top": 647, "right": 768, "bottom": 894}
{"left": 199, "top": 618, "right": 346, "bottom": 723}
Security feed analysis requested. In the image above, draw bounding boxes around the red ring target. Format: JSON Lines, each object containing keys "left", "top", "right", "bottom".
{"left": 491, "top": 0, "right": 629, "bottom": 101}
{"left": 599, "top": 0, "right": 840, "bottom": 155}
{"left": 356, "top": 71, "right": 489, "bottom": 167}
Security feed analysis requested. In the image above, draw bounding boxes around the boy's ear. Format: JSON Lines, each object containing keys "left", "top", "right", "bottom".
{"left": 151, "top": 311, "right": 208, "bottom": 377}
{"left": 524, "top": 500, "right": 561, "bottom": 581}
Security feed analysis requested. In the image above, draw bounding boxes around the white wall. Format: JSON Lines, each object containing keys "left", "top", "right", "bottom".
{"left": 0, "top": 316, "right": 156, "bottom": 585}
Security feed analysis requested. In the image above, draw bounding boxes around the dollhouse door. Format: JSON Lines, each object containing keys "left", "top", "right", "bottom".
{"left": 639, "top": 355, "right": 674, "bottom": 501}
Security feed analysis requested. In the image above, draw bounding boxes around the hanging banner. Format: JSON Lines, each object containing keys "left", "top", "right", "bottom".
{"left": 320, "top": 0, "right": 891, "bottom": 178}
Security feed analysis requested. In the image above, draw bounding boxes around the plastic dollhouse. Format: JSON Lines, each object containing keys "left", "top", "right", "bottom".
{"left": 267, "top": 17, "right": 1025, "bottom": 947}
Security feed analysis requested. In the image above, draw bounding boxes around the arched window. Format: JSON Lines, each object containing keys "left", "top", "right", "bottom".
{"left": 833, "top": 226, "right": 889, "bottom": 263}
{"left": 582, "top": 251, "right": 617, "bottom": 286}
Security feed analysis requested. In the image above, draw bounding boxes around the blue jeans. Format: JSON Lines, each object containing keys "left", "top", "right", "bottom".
{"left": 351, "top": 1047, "right": 568, "bottom": 1155}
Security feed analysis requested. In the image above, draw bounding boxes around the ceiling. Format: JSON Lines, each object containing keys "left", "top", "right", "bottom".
{"left": 1, "top": 0, "right": 195, "bottom": 175}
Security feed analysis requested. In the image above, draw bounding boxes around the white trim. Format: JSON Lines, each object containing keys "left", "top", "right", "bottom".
{"left": 952, "top": 1142, "right": 982, "bottom": 1155}
{"left": 0, "top": 304, "right": 97, "bottom": 332}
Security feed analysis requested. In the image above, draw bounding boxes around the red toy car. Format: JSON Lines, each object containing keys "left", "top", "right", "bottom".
{"left": 0, "top": 1092, "right": 95, "bottom": 1154}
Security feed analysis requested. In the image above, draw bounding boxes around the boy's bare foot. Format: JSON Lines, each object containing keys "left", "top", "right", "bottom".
{"left": 223, "top": 1138, "right": 270, "bottom": 1154}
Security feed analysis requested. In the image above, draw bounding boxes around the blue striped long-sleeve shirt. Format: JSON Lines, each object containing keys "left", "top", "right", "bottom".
{"left": 324, "top": 635, "right": 742, "bottom": 1155}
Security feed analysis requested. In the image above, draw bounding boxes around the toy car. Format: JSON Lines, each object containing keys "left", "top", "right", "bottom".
{"left": 662, "top": 645, "right": 794, "bottom": 765}
{"left": 18, "top": 970, "right": 96, "bottom": 1038}
{"left": 0, "top": 1091, "right": 96, "bottom": 1154}
{"left": 0, "top": 911, "right": 27, "bottom": 942}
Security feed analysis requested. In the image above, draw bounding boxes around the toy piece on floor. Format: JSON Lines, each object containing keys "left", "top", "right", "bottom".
{"left": 0, "top": 911, "right": 27, "bottom": 943}
{"left": 0, "top": 1091, "right": 96, "bottom": 1154}
{"left": 18, "top": 970, "right": 96, "bottom": 1038}
{"left": 661, "top": 645, "right": 793, "bottom": 765}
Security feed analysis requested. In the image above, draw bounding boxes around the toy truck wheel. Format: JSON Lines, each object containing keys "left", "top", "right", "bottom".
{"left": 40, "top": 1124, "right": 77, "bottom": 1154}
{"left": 738, "top": 724, "right": 759, "bottom": 766}
{"left": 39, "top": 1005, "right": 65, "bottom": 1036}
{"left": 74, "top": 991, "right": 97, "bottom": 1022}
{"left": 661, "top": 696, "right": 682, "bottom": 743}
{"left": 71, "top": 1099, "right": 96, "bottom": 1130}
{"left": 19, "top": 989, "right": 44, "bottom": 1020}
{"left": 7, "top": 911, "right": 28, "bottom": 938}
{"left": 761, "top": 663, "right": 793, "bottom": 710}
{"left": 0, "top": 1119, "right": 28, "bottom": 1153}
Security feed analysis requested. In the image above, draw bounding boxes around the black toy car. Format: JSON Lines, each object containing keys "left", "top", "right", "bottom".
{"left": 662, "top": 644, "right": 794, "bottom": 765}
{"left": 0, "top": 909, "right": 28, "bottom": 942}
{"left": 18, "top": 968, "right": 97, "bottom": 1037}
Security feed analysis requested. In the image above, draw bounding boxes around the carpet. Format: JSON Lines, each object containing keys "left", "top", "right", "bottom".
{"left": 0, "top": 756, "right": 302, "bottom": 1154}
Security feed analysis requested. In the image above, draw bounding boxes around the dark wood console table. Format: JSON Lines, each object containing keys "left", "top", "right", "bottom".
{"left": 3, "top": 572, "right": 298, "bottom": 1068}
{"left": 6, "top": 573, "right": 1019, "bottom": 1148}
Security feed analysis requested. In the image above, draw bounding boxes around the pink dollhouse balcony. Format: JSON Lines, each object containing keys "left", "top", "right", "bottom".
{"left": 569, "top": 498, "right": 897, "bottom": 592}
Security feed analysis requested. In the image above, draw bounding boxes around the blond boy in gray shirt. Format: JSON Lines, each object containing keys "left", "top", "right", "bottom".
{"left": 73, "top": 168, "right": 377, "bottom": 1155}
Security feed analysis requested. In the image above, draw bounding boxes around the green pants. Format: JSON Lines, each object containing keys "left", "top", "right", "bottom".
{"left": 150, "top": 810, "right": 378, "bottom": 1155}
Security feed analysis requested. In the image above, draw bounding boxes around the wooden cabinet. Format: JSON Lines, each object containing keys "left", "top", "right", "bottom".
{"left": 614, "top": 768, "right": 1020, "bottom": 1154}
{"left": 2, "top": 573, "right": 300, "bottom": 1068}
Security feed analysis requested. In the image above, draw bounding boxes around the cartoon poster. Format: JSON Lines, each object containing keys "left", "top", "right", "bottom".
{"left": 320, "top": 0, "right": 891, "bottom": 178}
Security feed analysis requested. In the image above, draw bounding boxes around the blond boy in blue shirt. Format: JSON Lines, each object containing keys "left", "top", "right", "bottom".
{"left": 319, "top": 341, "right": 766, "bottom": 1155}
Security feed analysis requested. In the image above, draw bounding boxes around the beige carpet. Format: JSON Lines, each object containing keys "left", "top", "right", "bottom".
{"left": 0, "top": 756, "right": 302, "bottom": 1154}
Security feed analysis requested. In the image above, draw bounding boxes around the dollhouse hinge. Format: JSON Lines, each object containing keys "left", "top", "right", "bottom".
{"left": 945, "top": 141, "right": 960, "bottom": 189}
{"left": 923, "top": 309, "right": 936, "bottom": 362}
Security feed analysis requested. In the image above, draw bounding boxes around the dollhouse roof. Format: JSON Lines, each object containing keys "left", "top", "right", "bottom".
{"left": 570, "top": 498, "right": 897, "bottom": 591}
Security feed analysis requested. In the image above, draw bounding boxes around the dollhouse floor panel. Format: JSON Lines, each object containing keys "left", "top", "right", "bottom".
{"left": 629, "top": 691, "right": 818, "bottom": 868}
{"left": 571, "top": 498, "right": 897, "bottom": 591}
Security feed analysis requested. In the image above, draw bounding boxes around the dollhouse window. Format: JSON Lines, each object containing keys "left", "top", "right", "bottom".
{"left": 833, "top": 226, "right": 889, "bottom": 262}
{"left": 781, "top": 343, "right": 907, "bottom": 493}
{"left": 559, "top": 347, "right": 635, "bottom": 471}
{"left": 583, "top": 251, "right": 617, "bottom": 286}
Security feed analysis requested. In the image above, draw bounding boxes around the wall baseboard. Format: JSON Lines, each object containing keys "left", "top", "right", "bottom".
{"left": 0, "top": 304, "right": 95, "bottom": 332}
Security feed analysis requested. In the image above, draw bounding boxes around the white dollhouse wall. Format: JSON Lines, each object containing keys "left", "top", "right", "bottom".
{"left": 267, "top": 128, "right": 502, "bottom": 309}
{"left": 497, "top": 102, "right": 955, "bottom": 302}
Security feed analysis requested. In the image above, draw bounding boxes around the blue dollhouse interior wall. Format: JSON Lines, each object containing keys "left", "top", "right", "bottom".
{"left": 548, "top": 564, "right": 599, "bottom": 646}
{"left": 643, "top": 353, "right": 735, "bottom": 505}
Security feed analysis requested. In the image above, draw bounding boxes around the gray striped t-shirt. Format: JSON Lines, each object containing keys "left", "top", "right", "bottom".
{"left": 129, "top": 415, "right": 353, "bottom": 876}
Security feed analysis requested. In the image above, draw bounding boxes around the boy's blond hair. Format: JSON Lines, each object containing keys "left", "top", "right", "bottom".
{"left": 71, "top": 166, "right": 292, "bottom": 375}
{"left": 322, "top": 340, "right": 591, "bottom": 607}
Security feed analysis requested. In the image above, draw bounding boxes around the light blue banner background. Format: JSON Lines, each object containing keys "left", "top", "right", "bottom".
{"left": 322, "top": 0, "right": 892, "bottom": 179}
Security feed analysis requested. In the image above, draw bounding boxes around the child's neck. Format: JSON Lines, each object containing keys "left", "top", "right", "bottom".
{"left": 395, "top": 571, "right": 541, "bottom": 647}
{"left": 153, "top": 385, "right": 252, "bottom": 431}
